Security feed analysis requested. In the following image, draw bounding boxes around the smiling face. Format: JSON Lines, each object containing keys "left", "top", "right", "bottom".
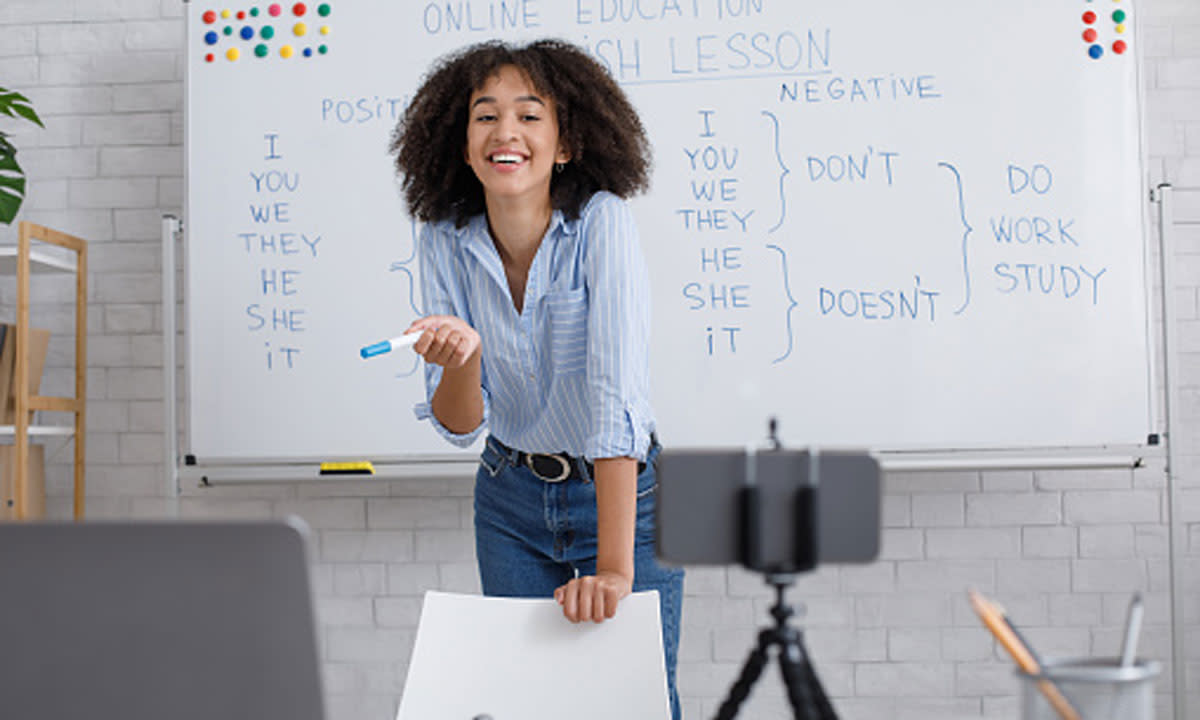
{"left": 464, "top": 65, "right": 570, "bottom": 212}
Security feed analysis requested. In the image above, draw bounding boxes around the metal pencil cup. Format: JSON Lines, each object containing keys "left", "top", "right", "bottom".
{"left": 1017, "top": 657, "right": 1161, "bottom": 720}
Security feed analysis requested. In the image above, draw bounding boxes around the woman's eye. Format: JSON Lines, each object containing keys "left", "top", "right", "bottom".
{"left": 522, "top": 114, "right": 540, "bottom": 122}
{"left": 474, "top": 114, "right": 496, "bottom": 122}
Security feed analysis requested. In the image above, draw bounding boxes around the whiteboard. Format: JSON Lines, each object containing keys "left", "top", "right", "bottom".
{"left": 184, "top": 0, "right": 1153, "bottom": 462}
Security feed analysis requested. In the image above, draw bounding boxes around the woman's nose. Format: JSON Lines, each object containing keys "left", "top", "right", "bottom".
{"left": 494, "top": 113, "right": 519, "bottom": 139}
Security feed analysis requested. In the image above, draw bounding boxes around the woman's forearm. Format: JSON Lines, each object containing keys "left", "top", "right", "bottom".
{"left": 592, "top": 456, "right": 638, "bottom": 581}
{"left": 430, "top": 350, "right": 484, "bottom": 434}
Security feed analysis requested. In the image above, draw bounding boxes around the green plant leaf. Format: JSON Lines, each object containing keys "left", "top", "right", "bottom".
{"left": 0, "top": 87, "right": 41, "bottom": 225}
{"left": 0, "top": 151, "right": 28, "bottom": 225}
{"left": 0, "top": 88, "right": 44, "bottom": 128}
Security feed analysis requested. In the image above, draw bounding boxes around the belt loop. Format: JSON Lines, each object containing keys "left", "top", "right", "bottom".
{"left": 490, "top": 436, "right": 519, "bottom": 466}
{"left": 575, "top": 456, "right": 593, "bottom": 484}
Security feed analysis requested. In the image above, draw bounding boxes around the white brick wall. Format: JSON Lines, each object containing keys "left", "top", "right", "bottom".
{"left": 1, "top": 2, "right": 1197, "bottom": 720}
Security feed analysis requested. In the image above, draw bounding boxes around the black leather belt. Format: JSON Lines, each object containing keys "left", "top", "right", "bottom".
{"left": 490, "top": 437, "right": 647, "bottom": 483}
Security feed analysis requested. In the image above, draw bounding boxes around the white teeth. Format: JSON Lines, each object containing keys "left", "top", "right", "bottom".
{"left": 491, "top": 153, "right": 523, "bottom": 164}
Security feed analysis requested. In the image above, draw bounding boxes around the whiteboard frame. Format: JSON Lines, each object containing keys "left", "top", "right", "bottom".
{"left": 174, "top": 0, "right": 1162, "bottom": 472}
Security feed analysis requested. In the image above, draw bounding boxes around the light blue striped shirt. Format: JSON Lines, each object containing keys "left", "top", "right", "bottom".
{"left": 413, "top": 191, "right": 656, "bottom": 462}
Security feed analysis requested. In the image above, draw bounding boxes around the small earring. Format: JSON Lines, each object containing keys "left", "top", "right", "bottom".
{"left": 555, "top": 162, "right": 566, "bottom": 173}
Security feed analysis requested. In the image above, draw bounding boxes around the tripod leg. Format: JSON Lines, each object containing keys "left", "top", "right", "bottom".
{"left": 777, "top": 632, "right": 838, "bottom": 720}
{"left": 714, "top": 629, "right": 772, "bottom": 720}
{"left": 777, "top": 635, "right": 822, "bottom": 720}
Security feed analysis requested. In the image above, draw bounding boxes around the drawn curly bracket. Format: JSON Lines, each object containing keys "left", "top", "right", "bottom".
{"left": 767, "top": 244, "right": 798, "bottom": 364}
{"left": 393, "top": 217, "right": 417, "bottom": 267}
{"left": 388, "top": 220, "right": 423, "bottom": 378}
{"left": 389, "top": 219, "right": 423, "bottom": 318}
{"left": 392, "top": 352, "right": 421, "bottom": 379}
{"left": 761, "top": 111, "right": 789, "bottom": 234}
{"left": 938, "top": 161, "right": 974, "bottom": 315}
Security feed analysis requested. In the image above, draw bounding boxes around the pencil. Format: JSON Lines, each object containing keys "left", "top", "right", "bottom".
{"left": 1119, "top": 592, "right": 1144, "bottom": 667}
{"left": 967, "top": 589, "right": 1080, "bottom": 720}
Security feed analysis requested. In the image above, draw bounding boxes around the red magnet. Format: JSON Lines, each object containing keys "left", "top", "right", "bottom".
{"left": 294, "top": 3, "right": 307, "bottom": 15}
{"left": 1083, "top": 28, "right": 1098, "bottom": 43}
{"left": 1113, "top": 40, "right": 1128, "bottom": 54}
{"left": 1083, "top": 10, "right": 1096, "bottom": 24}
{"left": 202, "top": 10, "right": 217, "bottom": 23}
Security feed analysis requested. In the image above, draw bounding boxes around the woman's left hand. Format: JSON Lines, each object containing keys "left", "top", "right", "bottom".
{"left": 554, "top": 571, "right": 633, "bottom": 623}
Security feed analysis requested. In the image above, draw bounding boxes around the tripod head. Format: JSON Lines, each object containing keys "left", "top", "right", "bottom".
{"left": 740, "top": 418, "right": 818, "bottom": 576}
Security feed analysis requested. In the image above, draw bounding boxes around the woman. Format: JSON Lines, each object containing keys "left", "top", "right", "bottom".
{"left": 390, "top": 39, "right": 684, "bottom": 718}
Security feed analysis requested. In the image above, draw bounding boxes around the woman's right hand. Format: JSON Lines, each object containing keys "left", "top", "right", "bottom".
{"left": 406, "top": 315, "right": 481, "bottom": 369}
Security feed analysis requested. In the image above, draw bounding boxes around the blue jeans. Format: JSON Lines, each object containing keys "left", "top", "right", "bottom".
{"left": 474, "top": 435, "right": 685, "bottom": 720}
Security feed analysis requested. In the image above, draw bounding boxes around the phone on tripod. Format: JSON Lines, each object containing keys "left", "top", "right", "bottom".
{"left": 655, "top": 448, "right": 880, "bottom": 568}
{"left": 655, "top": 446, "right": 880, "bottom": 719}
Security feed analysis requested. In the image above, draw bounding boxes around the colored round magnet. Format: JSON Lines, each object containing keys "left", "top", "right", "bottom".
{"left": 261, "top": 25, "right": 275, "bottom": 39}
{"left": 320, "top": 25, "right": 330, "bottom": 35}
{"left": 250, "top": 7, "right": 259, "bottom": 16}
{"left": 1083, "top": 28, "right": 1098, "bottom": 42}
{"left": 204, "top": 30, "right": 219, "bottom": 44}
{"left": 1088, "top": 44, "right": 1103, "bottom": 59}
{"left": 221, "top": 9, "right": 231, "bottom": 18}
{"left": 1113, "top": 39, "right": 1128, "bottom": 54}
{"left": 1116, "top": 23, "right": 1126, "bottom": 33}
{"left": 205, "top": 53, "right": 215, "bottom": 62}
{"left": 223, "top": 25, "right": 233, "bottom": 35}
{"left": 237, "top": 10, "right": 245, "bottom": 19}
{"left": 318, "top": 44, "right": 327, "bottom": 54}
{"left": 280, "top": 44, "right": 294, "bottom": 58}
{"left": 226, "top": 47, "right": 240, "bottom": 60}
{"left": 293, "top": 22, "right": 307, "bottom": 36}
{"left": 202, "top": 10, "right": 217, "bottom": 23}
{"left": 255, "top": 43, "right": 269, "bottom": 57}
{"left": 303, "top": 47, "right": 312, "bottom": 57}
{"left": 1113, "top": 9, "right": 1126, "bottom": 22}
{"left": 1083, "top": 10, "right": 1096, "bottom": 23}
{"left": 269, "top": 3, "right": 282, "bottom": 16}
{"left": 239, "top": 25, "right": 254, "bottom": 40}
{"left": 293, "top": 2, "right": 307, "bottom": 15}
{"left": 318, "top": 3, "right": 331, "bottom": 16}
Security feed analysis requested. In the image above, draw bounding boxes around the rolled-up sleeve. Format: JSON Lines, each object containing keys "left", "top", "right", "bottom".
{"left": 582, "top": 194, "right": 654, "bottom": 461}
{"left": 413, "top": 384, "right": 490, "bottom": 447}
{"left": 413, "top": 222, "right": 489, "bottom": 447}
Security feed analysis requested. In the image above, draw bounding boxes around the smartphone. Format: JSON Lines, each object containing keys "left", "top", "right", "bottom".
{"left": 655, "top": 448, "right": 881, "bottom": 567}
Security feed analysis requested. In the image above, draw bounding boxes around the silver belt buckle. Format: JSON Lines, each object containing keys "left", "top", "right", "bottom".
{"left": 527, "top": 453, "right": 571, "bottom": 482}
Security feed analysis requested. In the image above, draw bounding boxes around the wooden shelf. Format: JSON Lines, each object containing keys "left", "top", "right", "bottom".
{"left": 1, "top": 222, "right": 87, "bottom": 521}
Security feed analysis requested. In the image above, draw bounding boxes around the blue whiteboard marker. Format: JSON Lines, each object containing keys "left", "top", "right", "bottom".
{"left": 360, "top": 332, "right": 420, "bottom": 359}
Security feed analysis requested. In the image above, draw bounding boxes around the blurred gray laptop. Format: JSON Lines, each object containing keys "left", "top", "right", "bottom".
{"left": 0, "top": 519, "right": 324, "bottom": 720}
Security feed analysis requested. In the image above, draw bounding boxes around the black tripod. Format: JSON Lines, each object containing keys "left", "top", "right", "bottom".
{"left": 715, "top": 421, "right": 838, "bottom": 719}
{"left": 714, "top": 572, "right": 837, "bottom": 720}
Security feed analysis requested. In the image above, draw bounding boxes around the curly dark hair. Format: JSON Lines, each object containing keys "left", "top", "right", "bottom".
{"left": 390, "top": 39, "right": 651, "bottom": 227}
